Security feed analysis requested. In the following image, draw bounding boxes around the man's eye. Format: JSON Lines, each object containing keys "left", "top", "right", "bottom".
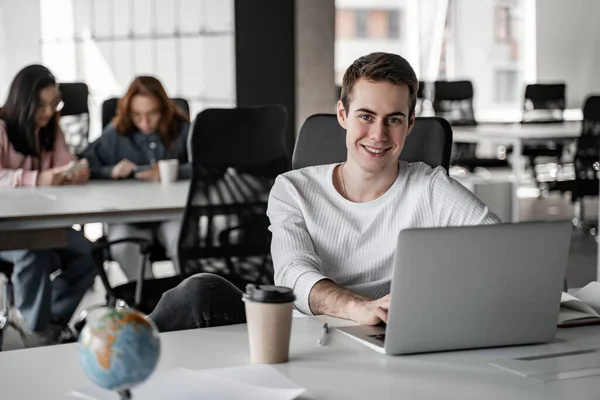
{"left": 360, "top": 114, "right": 372, "bottom": 121}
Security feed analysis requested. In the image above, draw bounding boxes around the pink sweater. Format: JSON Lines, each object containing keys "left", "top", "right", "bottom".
{"left": 0, "top": 119, "right": 75, "bottom": 188}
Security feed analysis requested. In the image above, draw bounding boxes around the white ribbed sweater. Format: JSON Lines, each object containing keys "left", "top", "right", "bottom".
{"left": 267, "top": 161, "right": 500, "bottom": 315}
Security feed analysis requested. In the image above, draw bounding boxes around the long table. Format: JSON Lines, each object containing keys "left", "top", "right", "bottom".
{"left": 0, "top": 181, "right": 190, "bottom": 251}
{"left": 1, "top": 316, "right": 599, "bottom": 399}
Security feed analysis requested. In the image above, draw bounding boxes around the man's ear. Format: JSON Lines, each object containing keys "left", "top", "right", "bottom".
{"left": 336, "top": 100, "right": 348, "bottom": 129}
{"left": 406, "top": 112, "right": 416, "bottom": 136}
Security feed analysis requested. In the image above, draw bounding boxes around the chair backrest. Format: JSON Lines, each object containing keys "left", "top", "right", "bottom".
{"left": 101, "top": 97, "right": 190, "bottom": 129}
{"left": 292, "top": 114, "right": 452, "bottom": 172}
{"left": 189, "top": 105, "right": 289, "bottom": 175}
{"left": 59, "top": 82, "right": 90, "bottom": 154}
{"left": 416, "top": 81, "right": 426, "bottom": 116}
{"left": 522, "top": 83, "right": 566, "bottom": 123}
{"left": 433, "top": 80, "right": 477, "bottom": 126}
{"left": 178, "top": 106, "right": 289, "bottom": 288}
{"left": 574, "top": 96, "right": 600, "bottom": 185}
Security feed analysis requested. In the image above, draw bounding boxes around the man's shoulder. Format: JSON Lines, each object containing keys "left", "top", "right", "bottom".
{"left": 274, "top": 164, "right": 334, "bottom": 193}
{"left": 278, "top": 164, "right": 333, "bottom": 183}
{"left": 401, "top": 161, "right": 445, "bottom": 182}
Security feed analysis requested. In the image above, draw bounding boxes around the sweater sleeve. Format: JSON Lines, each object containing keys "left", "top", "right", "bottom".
{"left": 267, "top": 175, "right": 329, "bottom": 315}
{"left": 81, "top": 124, "right": 119, "bottom": 179}
{"left": 0, "top": 123, "right": 38, "bottom": 187}
{"left": 427, "top": 166, "right": 501, "bottom": 226}
{"left": 51, "top": 125, "right": 77, "bottom": 168}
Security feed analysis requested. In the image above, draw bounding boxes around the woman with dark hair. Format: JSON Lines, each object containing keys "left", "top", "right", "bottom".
{"left": 0, "top": 64, "right": 97, "bottom": 347}
{"left": 82, "top": 76, "right": 191, "bottom": 280}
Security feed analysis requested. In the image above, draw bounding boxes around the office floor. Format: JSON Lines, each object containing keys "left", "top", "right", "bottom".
{"left": 1, "top": 178, "right": 598, "bottom": 352}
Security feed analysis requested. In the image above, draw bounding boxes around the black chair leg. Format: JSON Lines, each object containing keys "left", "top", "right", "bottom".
{"left": 0, "top": 273, "right": 14, "bottom": 351}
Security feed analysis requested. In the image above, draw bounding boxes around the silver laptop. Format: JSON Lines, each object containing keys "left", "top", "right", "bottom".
{"left": 337, "top": 221, "right": 572, "bottom": 355}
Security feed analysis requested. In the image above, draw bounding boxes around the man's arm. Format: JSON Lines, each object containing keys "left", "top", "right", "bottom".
{"left": 309, "top": 280, "right": 390, "bottom": 325}
{"left": 428, "top": 167, "right": 501, "bottom": 226}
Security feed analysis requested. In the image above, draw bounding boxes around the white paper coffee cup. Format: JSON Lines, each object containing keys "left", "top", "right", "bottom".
{"left": 158, "top": 159, "right": 179, "bottom": 184}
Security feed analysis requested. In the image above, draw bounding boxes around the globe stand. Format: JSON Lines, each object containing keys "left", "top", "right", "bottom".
{"left": 118, "top": 389, "right": 132, "bottom": 399}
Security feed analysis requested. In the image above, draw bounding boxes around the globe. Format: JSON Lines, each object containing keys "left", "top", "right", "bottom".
{"left": 77, "top": 308, "right": 161, "bottom": 397}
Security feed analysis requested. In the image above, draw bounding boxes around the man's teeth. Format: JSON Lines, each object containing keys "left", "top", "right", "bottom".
{"left": 365, "top": 146, "right": 385, "bottom": 154}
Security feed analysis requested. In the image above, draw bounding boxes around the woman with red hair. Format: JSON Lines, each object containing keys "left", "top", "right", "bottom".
{"left": 82, "top": 76, "right": 190, "bottom": 280}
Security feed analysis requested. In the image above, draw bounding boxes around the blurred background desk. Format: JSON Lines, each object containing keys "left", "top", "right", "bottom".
{"left": 0, "top": 181, "right": 189, "bottom": 251}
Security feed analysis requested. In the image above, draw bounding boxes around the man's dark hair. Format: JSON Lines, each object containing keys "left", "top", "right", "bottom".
{"left": 340, "top": 52, "right": 419, "bottom": 116}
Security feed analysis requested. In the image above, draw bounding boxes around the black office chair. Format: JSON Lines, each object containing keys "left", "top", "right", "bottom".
{"left": 522, "top": 83, "right": 566, "bottom": 124}
{"left": 415, "top": 80, "right": 427, "bottom": 116}
{"left": 292, "top": 114, "right": 452, "bottom": 172}
{"left": 59, "top": 83, "right": 90, "bottom": 154}
{"left": 101, "top": 97, "right": 190, "bottom": 129}
{"left": 433, "top": 80, "right": 509, "bottom": 171}
{"left": 520, "top": 83, "right": 567, "bottom": 190}
{"left": 568, "top": 95, "right": 600, "bottom": 231}
{"left": 0, "top": 260, "right": 15, "bottom": 351}
{"left": 178, "top": 106, "right": 289, "bottom": 289}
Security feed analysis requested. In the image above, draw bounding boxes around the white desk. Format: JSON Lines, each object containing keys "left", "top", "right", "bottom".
{"left": 1, "top": 317, "right": 600, "bottom": 399}
{"left": 0, "top": 181, "right": 189, "bottom": 250}
{"left": 452, "top": 122, "right": 581, "bottom": 222}
{"left": 452, "top": 121, "right": 581, "bottom": 182}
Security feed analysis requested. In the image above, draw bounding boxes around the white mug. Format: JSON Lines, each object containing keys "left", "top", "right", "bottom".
{"left": 158, "top": 159, "right": 179, "bottom": 184}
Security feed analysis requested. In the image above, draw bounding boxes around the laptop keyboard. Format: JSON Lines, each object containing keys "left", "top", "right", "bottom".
{"left": 368, "top": 333, "right": 386, "bottom": 343}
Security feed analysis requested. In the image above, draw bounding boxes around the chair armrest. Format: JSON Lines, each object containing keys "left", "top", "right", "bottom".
{"left": 93, "top": 237, "right": 154, "bottom": 256}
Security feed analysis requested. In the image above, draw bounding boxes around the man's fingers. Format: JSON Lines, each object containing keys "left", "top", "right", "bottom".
{"left": 377, "top": 295, "right": 391, "bottom": 309}
{"left": 375, "top": 306, "right": 388, "bottom": 324}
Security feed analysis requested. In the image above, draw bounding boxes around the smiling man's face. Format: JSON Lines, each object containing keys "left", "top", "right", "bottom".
{"left": 337, "top": 78, "right": 415, "bottom": 175}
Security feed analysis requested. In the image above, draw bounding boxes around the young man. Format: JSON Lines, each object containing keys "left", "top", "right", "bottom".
{"left": 149, "top": 52, "right": 500, "bottom": 332}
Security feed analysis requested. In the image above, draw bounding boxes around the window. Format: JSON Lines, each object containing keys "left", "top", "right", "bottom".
{"left": 355, "top": 10, "right": 368, "bottom": 38}
{"left": 387, "top": 10, "right": 401, "bottom": 38}
{"left": 494, "top": 6, "right": 513, "bottom": 43}
{"left": 494, "top": 69, "right": 519, "bottom": 103}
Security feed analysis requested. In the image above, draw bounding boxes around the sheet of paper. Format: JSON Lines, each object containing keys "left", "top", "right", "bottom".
{"left": 558, "top": 308, "right": 600, "bottom": 325}
{"left": 574, "top": 282, "right": 600, "bottom": 313}
{"left": 490, "top": 347, "right": 600, "bottom": 380}
{"left": 70, "top": 365, "right": 306, "bottom": 400}
{"left": 560, "top": 292, "right": 599, "bottom": 317}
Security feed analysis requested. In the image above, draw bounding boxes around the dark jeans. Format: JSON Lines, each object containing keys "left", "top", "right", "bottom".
{"left": 149, "top": 273, "right": 247, "bottom": 332}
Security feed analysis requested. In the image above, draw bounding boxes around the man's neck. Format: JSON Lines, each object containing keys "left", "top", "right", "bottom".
{"left": 341, "top": 161, "right": 399, "bottom": 203}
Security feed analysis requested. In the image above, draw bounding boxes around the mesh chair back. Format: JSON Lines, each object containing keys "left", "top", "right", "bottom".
{"left": 433, "top": 80, "right": 477, "bottom": 126}
{"left": 101, "top": 97, "right": 190, "bottom": 129}
{"left": 522, "top": 83, "right": 566, "bottom": 123}
{"left": 59, "top": 83, "right": 90, "bottom": 154}
{"left": 292, "top": 114, "right": 452, "bottom": 172}
{"left": 178, "top": 106, "right": 288, "bottom": 288}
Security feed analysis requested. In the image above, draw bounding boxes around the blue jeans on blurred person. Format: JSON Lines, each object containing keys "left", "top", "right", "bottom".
{"left": 0, "top": 228, "right": 97, "bottom": 332}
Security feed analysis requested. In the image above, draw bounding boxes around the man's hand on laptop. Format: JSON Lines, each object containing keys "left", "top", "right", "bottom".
{"left": 348, "top": 295, "right": 390, "bottom": 326}
{"left": 308, "top": 280, "right": 390, "bottom": 325}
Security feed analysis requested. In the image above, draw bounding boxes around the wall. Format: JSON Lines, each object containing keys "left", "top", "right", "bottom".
{"left": 296, "top": 0, "right": 336, "bottom": 129}
{"left": 0, "top": 0, "right": 43, "bottom": 102}
{"left": 536, "top": 0, "right": 600, "bottom": 108}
